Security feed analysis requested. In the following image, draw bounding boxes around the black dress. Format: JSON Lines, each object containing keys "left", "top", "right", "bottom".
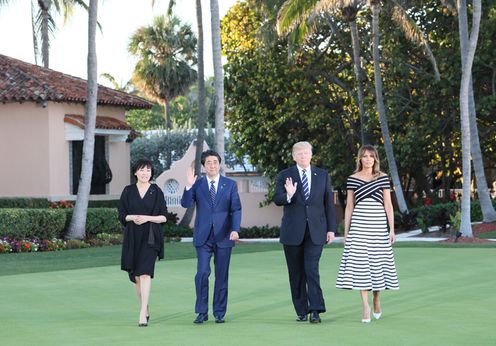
{"left": 118, "top": 183, "right": 168, "bottom": 283}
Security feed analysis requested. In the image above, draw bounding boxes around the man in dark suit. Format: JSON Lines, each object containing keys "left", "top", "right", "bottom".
{"left": 181, "top": 150, "right": 242, "bottom": 324}
{"left": 274, "top": 141, "right": 337, "bottom": 323}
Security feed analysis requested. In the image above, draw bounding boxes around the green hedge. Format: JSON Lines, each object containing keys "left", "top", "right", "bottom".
{"left": 0, "top": 207, "right": 284, "bottom": 240}
{"left": 0, "top": 208, "right": 122, "bottom": 239}
{"left": 398, "top": 199, "right": 496, "bottom": 231}
{"left": 239, "top": 226, "right": 280, "bottom": 238}
{"left": 63, "top": 209, "right": 121, "bottom": 236}
{"left": 0, "top": 209, "right": 66, "bottom": 239}
{"left": 0, "top": 208, "right": 182, "bottom": 240}
{"left": 0, "top": 198, "right": 121, "bottom": 209}
{"left": 0, "top": 198, "right": 51, "bottom": 208}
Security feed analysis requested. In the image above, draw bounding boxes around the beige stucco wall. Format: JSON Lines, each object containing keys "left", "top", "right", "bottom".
{"left": 0, "top": 103, "right": 51, "bottom": 196}
{"left": 0, "top": 102, "right": 131, "bottom": 199}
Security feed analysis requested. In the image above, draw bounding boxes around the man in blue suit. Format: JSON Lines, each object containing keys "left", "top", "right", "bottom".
{"left": 274, "top": 141, "right": 337, "bottom": 323}
{"left": 181, "top": 150, "right": 242, "bottom": 324}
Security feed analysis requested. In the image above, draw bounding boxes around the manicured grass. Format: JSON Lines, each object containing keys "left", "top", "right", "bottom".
{"left": 1, "top": 245, "right": 495, "bottom": 345}
{"left": 1, "top": 241, "right": 494, "bottom": 276}
{"left": 0, "top": 242, "right": 284, "bottom": 276}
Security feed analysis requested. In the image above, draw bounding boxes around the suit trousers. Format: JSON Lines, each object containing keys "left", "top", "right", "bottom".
{"left": 283, "top": 226, "right": 326, "bottom": 316}
{"left": 195, "top": 230, "right": 232, "bottom": 318}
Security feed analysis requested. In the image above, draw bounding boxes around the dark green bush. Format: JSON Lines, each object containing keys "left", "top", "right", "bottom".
{"left": 87, "top": 200, "right": 120, "bottom": 208}
{"left": 238, "top": 226, "right": 280, "bottom": 238}
{"left": 161, "top": 225, "right": 281, "bottom": 239}
{"left": 0, "top": 209, "right": 66, "bottom": 239}
{"left": 163, "top": 224, "right": 193, "bottom": 238}
{"left": 0, "top": 198, "right": 50, "bottom": 208}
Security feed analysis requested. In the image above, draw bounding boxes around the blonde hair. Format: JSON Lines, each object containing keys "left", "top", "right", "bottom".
{"left": 292, "top": 141, "right": 312, "bottom": 155}
{"left": 354, "top": 144, "right": 382, "bottom": 176}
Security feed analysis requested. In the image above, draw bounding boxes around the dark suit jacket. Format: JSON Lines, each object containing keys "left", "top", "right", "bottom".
{"left": 181, "top": 175, "right": 242, "bottom": 248}
{"left": 274, "top": 165, "right": 337, "bottom": 246}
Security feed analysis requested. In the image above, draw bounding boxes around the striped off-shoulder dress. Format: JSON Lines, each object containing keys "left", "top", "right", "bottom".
{"left": 336, "top": 175, "right": 399, "bottom": 291}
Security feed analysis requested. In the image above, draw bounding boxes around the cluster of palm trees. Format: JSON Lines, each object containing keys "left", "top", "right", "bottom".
{"left": 276, "top": 0, "right": 493, "bottom": 236}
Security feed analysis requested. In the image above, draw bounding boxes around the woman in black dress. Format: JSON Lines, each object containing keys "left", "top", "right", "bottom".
{"left": 118, "top": 159, "right": 167, "bottom": 327}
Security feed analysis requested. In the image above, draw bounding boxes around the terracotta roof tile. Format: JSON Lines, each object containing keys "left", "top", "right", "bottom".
{"left": 0, "top": 54, "right": 153, "bottom": 109}
{"left": 64, "top": 114, "right": 132, "bottom": 131}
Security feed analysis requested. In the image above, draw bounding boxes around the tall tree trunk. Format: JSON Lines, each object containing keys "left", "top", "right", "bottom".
{"left": 370, "top": 1, "right": 409, "bottom": 215}
{"left": 210, "top": 0, "right": 225, "bottom": 171}
{"left": 165, "top": 101, "right": 172, "bottom": 169}
{"left": 469, "top": 83, "right": 496, "bottom": 221}
{"left": 66, "top": 0, "right": 98, "bottom": 239}
{"left": 180, "top": 0, "right": 207, "bottom": 227}
{"left": 349, "top": 19, "right": 368, "bottom": 145}
{"left": 457, "top": 0, "right": 482, "bottom": 236}
{"left": 31, "top": 0, "right": 40, "bottom": 65}
{"left": 38, "top": 0, "right": 52, "bottom": 68}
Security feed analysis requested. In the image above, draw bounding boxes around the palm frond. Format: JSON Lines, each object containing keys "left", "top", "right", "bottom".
{"left": 391, "top": 2, "right": 440, "bottom": 81}
{"left": 276, "top": 0, "right": 319, "bottom": 36}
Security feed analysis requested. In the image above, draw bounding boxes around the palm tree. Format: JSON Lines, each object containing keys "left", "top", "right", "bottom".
{"left": 210, "top": 0, "right": 226, "bottom": 171}
{"left": 66, "top": 0, "right": 98, "bottom": 240}
{"left": 179, "top": 0, "right": 207, "bottom": 227}
{"left": 129, "top": 15, "right": 197, "bottom": 131}
{"left": 457, "top": 0, "right": 482, "bottom": 237}
{"left": 440, "top": 0, "right": 496, "bottom": 223}
{"left": 10, "top": 0, "right": 89, "bottom": 67}
{"left": 129, "top": 15, "right": 197, "bottom": 168}
{"left": 277, "top": 0, "right": 370, "bottom": 145}
{"left": 368, "top": 0, "right": 408, "bottom": 214}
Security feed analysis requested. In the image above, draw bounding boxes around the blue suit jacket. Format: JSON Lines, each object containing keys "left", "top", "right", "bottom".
{"left": 181, "top": 175, "right": 242, "bottom": 248}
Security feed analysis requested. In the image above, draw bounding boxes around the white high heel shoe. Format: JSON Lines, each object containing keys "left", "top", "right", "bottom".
{"left": 373, "top": 310, "right": 382, "bottom": 320}
{"left": 361, "top": 308, "right": 371, "bottom": 323}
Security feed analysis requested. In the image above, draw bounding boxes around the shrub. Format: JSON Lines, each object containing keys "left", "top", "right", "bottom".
{"left": 0, "top": 209, "right": 66, "bottom": 239}
{"left": 238, "top": 226, "right": 280, "bottom": 238}
{"left": 411, "top": 201, "right": 458, "bottom": 231}
{"left": 87, "top": 200, "right": 120, "bottom": 208}
{"left": 0, "top": 198, "right": 50, "bottom": 208}
{"left": 65, "top": 239, "right": 90, "bottom": 249}
{"left": 163, "top": 224, "right": 193, "bottom": 238}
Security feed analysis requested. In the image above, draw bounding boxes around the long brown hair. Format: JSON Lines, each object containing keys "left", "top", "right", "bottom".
{"left": 354, "top": 145, "right": 382, "bottom": 176}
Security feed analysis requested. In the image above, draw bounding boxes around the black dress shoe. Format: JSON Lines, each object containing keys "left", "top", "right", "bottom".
{"left": 215, "top": 316, "right": 225, "bottom": 323}
{"left": 193, "top": 313, "right": 208, "bottom": 324}
{"left": 296, "top": 314, "right": 308, "bottom": 322}
{"left": 309, "top": 311, "right": 321, "bottom": 323}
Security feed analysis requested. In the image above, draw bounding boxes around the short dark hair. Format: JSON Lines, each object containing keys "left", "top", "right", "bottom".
{"left": 201, "top": 150, "right": 221, "bottom": 166}
{"left": 132, "top": 159, "right": 154, "bottom": 180}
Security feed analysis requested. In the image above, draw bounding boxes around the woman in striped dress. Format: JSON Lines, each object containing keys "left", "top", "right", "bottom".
{"left": 336, "top": 145, "right": 399, "bottom": 323}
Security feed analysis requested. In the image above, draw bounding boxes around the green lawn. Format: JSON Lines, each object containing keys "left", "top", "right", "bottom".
{"left": 1, "top": 243, "right": 495, "bottom": 345}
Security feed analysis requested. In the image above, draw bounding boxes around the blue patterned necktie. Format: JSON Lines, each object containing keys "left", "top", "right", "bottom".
{"left": 209, "top": 180, "right": 216, "bottom": 206}
{"left": 302, "top": 169, "right": 310, "bottom": 200}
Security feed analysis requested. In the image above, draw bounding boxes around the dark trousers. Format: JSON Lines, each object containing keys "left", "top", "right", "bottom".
{"left": 195, "top": 230, "right": 232, "bottom": 318}
{"left": 283, "top": 227, "right": 325, "bottom": 316}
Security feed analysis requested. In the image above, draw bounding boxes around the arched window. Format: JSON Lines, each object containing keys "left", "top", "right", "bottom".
{"left": 165, "top": 179, "right": 180, "bottom": 194}
{"left": 164, "top": 179, "right": 181, "bottom": 206}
